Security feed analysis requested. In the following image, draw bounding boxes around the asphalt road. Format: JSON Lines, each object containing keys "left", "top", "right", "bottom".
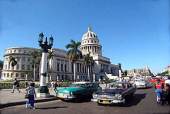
{"left": 1, "top": 88, "right": 170, "bottom": 114}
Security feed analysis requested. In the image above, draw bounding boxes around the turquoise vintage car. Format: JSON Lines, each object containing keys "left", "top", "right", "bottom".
{"left": 55, "top": 82, "right": 101, "bottom": 101}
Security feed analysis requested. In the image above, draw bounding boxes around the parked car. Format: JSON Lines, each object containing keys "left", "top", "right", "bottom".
{"left": 92, "top": 82, "right": 136, "bottom": 105}
{"left": 55, "top": 82, "right": 101, "bottom": 101}
{"left": 149, "top": 77, "right": 165, "bottom": 84}
{"left": 133, "top": 79, "right": 152, "bottom": 89}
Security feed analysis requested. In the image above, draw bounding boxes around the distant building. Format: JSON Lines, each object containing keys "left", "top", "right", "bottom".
{"left": 127, "top": 66, "right": 153, "bottom": 77}
{"left": 1, "top": 27, "right": 121, "bottom": 81}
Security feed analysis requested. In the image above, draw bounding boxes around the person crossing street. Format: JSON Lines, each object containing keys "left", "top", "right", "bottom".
{"left": 11, "top": 78, "right": 21, "bottom": 93}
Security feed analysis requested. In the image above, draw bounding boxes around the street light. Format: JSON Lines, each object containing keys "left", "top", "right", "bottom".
{"left": 37, "top": 32, "right": 54, "bottom": 98}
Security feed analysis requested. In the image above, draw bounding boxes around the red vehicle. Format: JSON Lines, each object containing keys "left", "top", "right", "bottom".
{"left": 149, "top": 77, "right": 165, "bottom": 84}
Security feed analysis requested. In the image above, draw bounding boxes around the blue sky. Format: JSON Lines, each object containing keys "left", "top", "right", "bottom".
{"left": 0, "top": 0, "right": 169, "bottom": 73}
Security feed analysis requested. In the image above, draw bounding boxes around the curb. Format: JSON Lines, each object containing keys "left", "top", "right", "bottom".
{"left": 0, "top": 97, "right": 58, "bottom": 109}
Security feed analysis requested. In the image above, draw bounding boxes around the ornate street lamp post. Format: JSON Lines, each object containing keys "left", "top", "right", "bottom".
{"left": 37, "top": 32, "right": 53, "bottom": 98}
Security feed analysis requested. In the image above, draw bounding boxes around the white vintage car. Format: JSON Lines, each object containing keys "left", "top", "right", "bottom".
{"left": 133, "top": 79, "right": 152, "bottom": 89}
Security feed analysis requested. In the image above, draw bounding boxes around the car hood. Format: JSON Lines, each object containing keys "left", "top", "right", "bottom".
{"left": 98, "top": 88, "right": 124, "bottom": 95}
{"left": 55, "top": 87, "right": 84, "bottom": 94}
{"left": 135, "top": 81, "right": 146, "bottom": 85}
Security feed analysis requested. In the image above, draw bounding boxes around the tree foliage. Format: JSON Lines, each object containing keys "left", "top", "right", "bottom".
{"left": 9, "top": 56, "right": 17, "bottom": 67}
{"left": 65, "top": 40, "right": 82, "bottom": 62}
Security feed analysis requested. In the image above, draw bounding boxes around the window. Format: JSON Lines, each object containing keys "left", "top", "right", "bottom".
{"left": 22, "top": 57, "right": 25, "bottom": 62}
{"left": 7, "top": 73, "right": 9, "bottom": 77}
{"left": 61, "top": 64, "right": 63, "bottom": 71}
{"left": 16, "top": 73, "right": 18, "bottom": 77}
{"left": 21, "top": 73, "right": 24, "bottom": 78}
{"left": 65, "top": 64, "right": 67, "bottom": 72}
{"left": 11, "top": 73, "right": 13, "bottom": 77}
{"left": 27, "top": 65, "right": 30, "bottom": 70}
{"left": 57, "top": 63, "right": 60, "bottom": 71}
{"left": 17, "top": 64, "right": 19, "bottom": 70}
{"left": 22, "top": 64, "right": 25, "bottom": 70}
{"left": 27, "top": 58, "right": 30, "bottom": 62}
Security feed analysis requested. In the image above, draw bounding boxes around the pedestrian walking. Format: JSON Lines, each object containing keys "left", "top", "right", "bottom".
{"left": 11, "top": 78, "right": 21, "bottom": 93}
{"left": 155, "top": 79, "right": 164, "bottom": 103}
{"left": 25, "top": 82, "right": 36, "bottom": 109}
{"left": 25, "top": 81, "right": 29, "bottom": 88}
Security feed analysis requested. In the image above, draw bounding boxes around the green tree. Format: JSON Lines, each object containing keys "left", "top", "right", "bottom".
{"left": 48, "top": 49, "right": 55, "bottom": 81}
{"left": 84, "top": 53, "right": 94, "bottom": 81}
{"left": 9, "top": 56, "right": 17, "bottom": 69}
{"left": 158, "top": 71, "right": 169, "bottom": 76}
{"left": 66, "top": 40, "right": 82, "bottom": 81}
{"left": 31, "top": 50, "right": 41, "bottom": 81}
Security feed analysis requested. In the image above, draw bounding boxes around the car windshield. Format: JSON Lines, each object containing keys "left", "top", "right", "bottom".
{"left": 69, "top": 83, "right": 87, "bottom": 88}
{"left": 110, "top": 82, "right": 131, "bottom": 89}
{"left": 110, "top": 83, "right": 123, "bottom": 89}
{"left": 99, "top": 88, "right": 123, "bottom": 95}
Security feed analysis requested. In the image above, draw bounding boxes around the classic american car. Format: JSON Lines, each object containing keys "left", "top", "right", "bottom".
{"left": 133, "top": 79, "right": 152, "bottom": 89}
{"left": 92, "top": 82, "right": 136, "bottom": 105}
{"left": 149, "top": 77, "right": 165, "bottom": 84}
{"left": 55, "top": 82, "right": 101, "bottom": 101}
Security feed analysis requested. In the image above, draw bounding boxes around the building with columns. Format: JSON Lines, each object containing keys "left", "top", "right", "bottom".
{"left": 1, "top": 27, "right": 121, "bottom": 81}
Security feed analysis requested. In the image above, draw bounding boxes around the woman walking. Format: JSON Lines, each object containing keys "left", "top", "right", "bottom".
{"left": 25, "top": 82, "right": 36, "bottom": 109}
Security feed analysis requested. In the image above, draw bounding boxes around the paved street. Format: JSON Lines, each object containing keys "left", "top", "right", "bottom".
{"left": 1, "top": 88, "right": 170, "bottom": 114}
{"left": 0, "top": 88, "right": 56, "bottom": 105}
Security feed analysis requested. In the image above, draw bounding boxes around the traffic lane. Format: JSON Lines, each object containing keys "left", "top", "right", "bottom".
{"left": 1, "top": 88, "right": 170, "bottom": 114}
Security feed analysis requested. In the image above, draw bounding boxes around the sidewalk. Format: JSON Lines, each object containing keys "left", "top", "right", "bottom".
{"left": 0, "top": 88, "right": 58, "bottom": 109}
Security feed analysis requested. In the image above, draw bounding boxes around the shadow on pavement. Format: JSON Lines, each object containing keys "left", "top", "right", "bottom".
{"left": 59, "top": 97, "right": 92, "bottom": 103}
{"left": 123, "top": 93, "right": 146, "bottom": 107}
{"left": 36, "top": 106, "right": 68, "bottom": 110}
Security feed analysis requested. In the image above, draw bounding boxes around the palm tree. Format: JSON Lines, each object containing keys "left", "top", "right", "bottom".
{"left": 9, "top": 56, "right": 17, "bottom": 70}
{"left": 84, "top": 53, "right": 94, "bottom": 81}
{"left": 65, "top": 40, "right": 82, "bottom": 81}
{"left": 47, "top": 49, "right": 55, "bottom": 82}
{"left": 31, "top": 50, "right": 41, "bottom": 81}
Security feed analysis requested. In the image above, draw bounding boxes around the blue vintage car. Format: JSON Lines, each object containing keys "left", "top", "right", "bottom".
{"left": 55, "top": 82, "right": 101, "bottom": 101}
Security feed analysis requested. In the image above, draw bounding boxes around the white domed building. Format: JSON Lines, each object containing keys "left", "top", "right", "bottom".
{"left": 1, "top": 27, "right": 121, "bottom": 81}
{"left": 80, "top": 27, "right": 120, "bottom": 80}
